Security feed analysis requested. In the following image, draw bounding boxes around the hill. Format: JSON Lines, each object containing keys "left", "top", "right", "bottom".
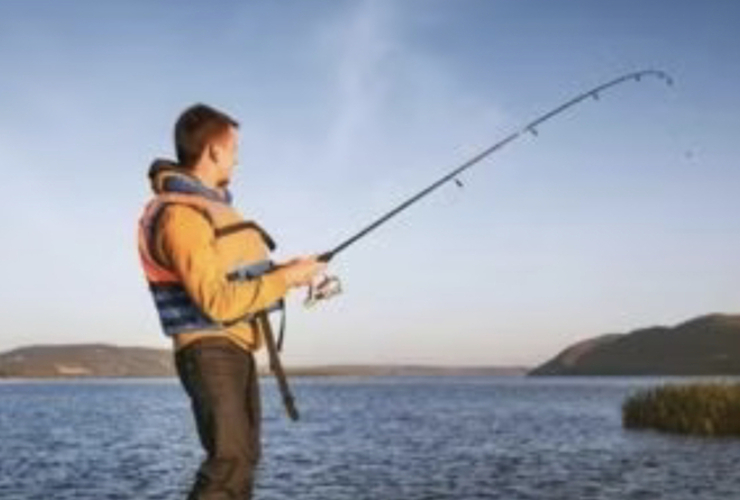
{"left": 0, "top": 344, "right": 527, "bottom": 378}
{"left": 530, "top": 314, "right": 740, "bottom": 376}
{"left": 0, "top": 344, "right": 175, "bottom": 378}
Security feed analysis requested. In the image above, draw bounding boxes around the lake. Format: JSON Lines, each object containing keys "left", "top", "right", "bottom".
{"left": 1, "top": 376, "right": 739, "bottom": 499}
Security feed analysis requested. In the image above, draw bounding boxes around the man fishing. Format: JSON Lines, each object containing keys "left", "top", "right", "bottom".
{"left": 137, "top": 103, "right": 325, "bottom": 499}
{"left": 134, "top": 70, "right": 668, "bottom": 499}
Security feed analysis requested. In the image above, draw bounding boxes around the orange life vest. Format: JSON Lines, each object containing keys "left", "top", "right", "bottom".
{"left": 138, "top": 191, "right": 280, "bottom": 338}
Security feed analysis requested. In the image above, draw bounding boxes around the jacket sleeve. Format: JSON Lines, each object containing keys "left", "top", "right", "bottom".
{"left": 155, "top": 205, "right": 289, "bottom": 322}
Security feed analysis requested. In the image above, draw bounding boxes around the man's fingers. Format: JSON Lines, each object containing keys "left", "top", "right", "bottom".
{"left": 282, "top": 257, "right": 329, "bottom": 288}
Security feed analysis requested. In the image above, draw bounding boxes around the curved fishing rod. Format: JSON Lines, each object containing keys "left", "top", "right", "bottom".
{"left": 317, "top": 69, "right": 673, "bottom": 265}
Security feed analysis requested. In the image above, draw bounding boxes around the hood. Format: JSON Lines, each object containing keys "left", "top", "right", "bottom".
{"left": 147, "top": 158, "right": 232, "bottom": 204}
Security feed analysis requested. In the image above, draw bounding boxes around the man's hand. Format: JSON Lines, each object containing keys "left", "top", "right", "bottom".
{"left": 280, "top": 256, "right": 327, "bottom": 288}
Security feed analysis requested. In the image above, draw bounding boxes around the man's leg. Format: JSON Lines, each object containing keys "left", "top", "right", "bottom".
{"left": 176, "top": 339, "right": 260, "bottom": 500}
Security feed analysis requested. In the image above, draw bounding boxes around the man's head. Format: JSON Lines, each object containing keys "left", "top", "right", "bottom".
{"left": 174, "top": 104, "right": 239, "bottom": 189}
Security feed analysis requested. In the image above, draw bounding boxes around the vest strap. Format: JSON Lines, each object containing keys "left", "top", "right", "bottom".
{"left": 215, "top": 221, "right": 276, "bottom": 251}
{"left": 256, "top": 311, "right": 299, "bottom": 421}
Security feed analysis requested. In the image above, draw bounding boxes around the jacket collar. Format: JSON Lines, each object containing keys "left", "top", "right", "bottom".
{"left": 148, "top": 159, "right": 232, "bottom": 204}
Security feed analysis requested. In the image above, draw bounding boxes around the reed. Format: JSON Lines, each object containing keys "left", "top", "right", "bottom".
{"left": 623, "top": 383, "right": 740, "bottom": 436}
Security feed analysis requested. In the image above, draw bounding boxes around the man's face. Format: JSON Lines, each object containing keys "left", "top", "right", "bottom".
{"left": 213, "top": 126, "right": 238, "bottom": 188}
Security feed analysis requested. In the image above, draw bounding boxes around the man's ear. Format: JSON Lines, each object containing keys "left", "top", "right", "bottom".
{"left": 207, "top": 143, "right": 219, "bottom": 164}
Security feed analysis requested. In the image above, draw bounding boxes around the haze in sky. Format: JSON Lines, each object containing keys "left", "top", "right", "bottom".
{"left": 0, "top": 0, "right": 738, "bottom": 366}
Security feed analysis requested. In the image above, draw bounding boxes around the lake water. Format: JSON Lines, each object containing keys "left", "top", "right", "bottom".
{"left": 1, "top": 376, "right": 739, "bottom": 500}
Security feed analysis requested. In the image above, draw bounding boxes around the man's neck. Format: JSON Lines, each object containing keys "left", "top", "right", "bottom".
{"left": 191, "top": 164, "right": 218, "bottom": 190}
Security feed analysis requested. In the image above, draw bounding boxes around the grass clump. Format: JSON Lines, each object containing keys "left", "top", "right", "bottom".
{"left": 622, "top": 382, "right": 740, "bottom": 436}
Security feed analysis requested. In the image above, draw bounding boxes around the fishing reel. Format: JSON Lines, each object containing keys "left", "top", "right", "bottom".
{"left": 304, "top": 273, "right": 342, "bottom": 308}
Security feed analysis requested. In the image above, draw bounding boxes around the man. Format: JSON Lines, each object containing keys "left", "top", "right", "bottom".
{"left": 137, "top": 103, "right": 325, "bottom": 499}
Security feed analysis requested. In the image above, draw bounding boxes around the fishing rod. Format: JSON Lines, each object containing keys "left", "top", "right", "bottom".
{"left": 305, "top": 69, "right": 674, "bottom": 305}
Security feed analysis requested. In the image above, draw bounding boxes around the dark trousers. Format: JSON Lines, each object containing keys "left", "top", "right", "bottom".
{"left": 175, "top": 338, "right": 261, "bottom": 500}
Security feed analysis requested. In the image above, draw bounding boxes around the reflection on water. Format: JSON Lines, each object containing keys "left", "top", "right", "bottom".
{"left": 1, "top": 377, "right": 739, "bottom": 499}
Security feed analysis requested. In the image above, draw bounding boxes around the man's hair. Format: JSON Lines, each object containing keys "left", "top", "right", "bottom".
{"left": 174, "top": 104, "right": 239, "bottom": 169}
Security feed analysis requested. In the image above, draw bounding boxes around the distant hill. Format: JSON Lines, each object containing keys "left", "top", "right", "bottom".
{"left": 284, "top": 365, "right": 528, "bottom": 377}
{"left": 530, "top": 314, "right": 740, "bottom": 376}
{"left": 0, "top": 344, "right": 175, "bottom": 378}
{"left": 0, "top": 344, "right": 527, "bottom": 378}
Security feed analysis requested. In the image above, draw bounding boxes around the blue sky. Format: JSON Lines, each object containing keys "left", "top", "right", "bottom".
{"left": 0, "top": 0, "right": 739, "bottom": 366}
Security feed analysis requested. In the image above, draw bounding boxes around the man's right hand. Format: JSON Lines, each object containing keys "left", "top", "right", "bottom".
{"left": 280, "top": 256, "right": 327, "bottom": 288}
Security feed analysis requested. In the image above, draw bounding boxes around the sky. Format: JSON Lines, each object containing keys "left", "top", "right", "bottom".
{"left": 0, "top": 0, "right": 739, "bottom": 367}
